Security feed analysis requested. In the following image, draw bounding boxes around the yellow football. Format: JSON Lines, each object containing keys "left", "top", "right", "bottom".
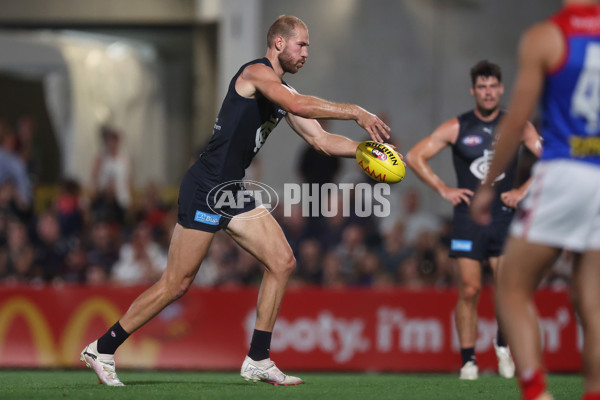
{"left": 355, "top": 141, "right": 405, "bottom": 184}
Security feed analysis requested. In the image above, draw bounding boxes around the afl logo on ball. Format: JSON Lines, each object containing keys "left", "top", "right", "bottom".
{"left": 371, "top": 148, "right": 387, "bottom": 161}
{"left": 463, "top": 135, "right": 483, "bottom": 146}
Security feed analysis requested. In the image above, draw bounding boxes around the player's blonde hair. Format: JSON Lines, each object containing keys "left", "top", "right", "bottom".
{"left": 267, "top": 15, "right": 307, "bottom": 48}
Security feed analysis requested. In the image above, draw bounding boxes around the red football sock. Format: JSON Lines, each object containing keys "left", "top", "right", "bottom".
{"left": 582, "top": 393, "right": 600, "bottom": 400}
{"left": 519, "top": 369, "right": 546, "bottom": 400}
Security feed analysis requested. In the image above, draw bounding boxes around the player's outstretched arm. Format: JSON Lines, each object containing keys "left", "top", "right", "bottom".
{"left": 239, "top": 63, "right": 390, "bottom": 142}
{"left": 285, "top": 113, "right": 359, "bottom": 158}
{"left": 406, "top": 119, "right": 473, "bottom": 205}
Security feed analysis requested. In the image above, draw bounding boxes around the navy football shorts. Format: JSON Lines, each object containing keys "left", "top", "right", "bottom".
{"left": 448, "top": 210, "right": 513, "bottom": 260}
{"left": 177, "top": 170, "right": 257, "bottom": 233}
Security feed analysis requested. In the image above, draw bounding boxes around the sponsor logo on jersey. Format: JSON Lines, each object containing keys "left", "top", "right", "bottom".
{"left": 451, "top": 239, "right": 473, "bottom": 252}
{"left": 462, "top": 135, "right": 483, "bottom": 146}
{"left": 482, "top": 127, "right": 493, "bottom": 135}
{"left": 371, "top": 148, "right": 388, "bottom": 161}
{"left": 194, "top": 210, "right": 222, "bottom": 226}
{"left": 570, "top": 136, "right": 600, "bottom": 156}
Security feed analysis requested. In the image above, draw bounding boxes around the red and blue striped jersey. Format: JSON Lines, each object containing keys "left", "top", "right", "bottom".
{"left": 542, "top": 3, "right": 600, "bottom": 165}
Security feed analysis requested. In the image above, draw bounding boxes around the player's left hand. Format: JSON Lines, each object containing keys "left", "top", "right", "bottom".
{"left": 470, "top": 185, "right": 494, "bottom": 226}
{"left": 356, "top": 108, "right": 391, "bottom": 142}
{"left": 500, "top": 188, "right": 524, "bottom": 209}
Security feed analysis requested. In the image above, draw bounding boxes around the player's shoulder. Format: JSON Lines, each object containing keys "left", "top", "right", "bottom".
{"left": 518, "top": 19, "right": 562, "bottom": 56}
{"left": 432, "top": 116, "right": 460, "bottom": 143}
{"left": 518, "top": 20, "right": 563, "bottom": 70}
{"left": 241, "top": 62, "right": 278, "bottom": 81}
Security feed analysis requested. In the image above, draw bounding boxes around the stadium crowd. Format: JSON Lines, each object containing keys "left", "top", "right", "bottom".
{"left": 0, "top": 117, "right": 570, "bottom": 289}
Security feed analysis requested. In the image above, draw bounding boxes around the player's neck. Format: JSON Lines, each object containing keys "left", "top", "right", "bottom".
{"left": 474, "top": 107, "right": 500, "bottom": 122}
{"left": 265, "top": 51, "right": 285, "bottom": 78}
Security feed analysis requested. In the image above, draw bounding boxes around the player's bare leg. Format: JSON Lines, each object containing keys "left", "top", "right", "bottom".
{"left": 571, "top": 250, "right": 600, "bottom": 395}
{"left": 119, "top": 224, "right": 214, "bottom": 332}
{"left": 81, "top": 224, "right": 214, "bottom": 386}
{"left": 489, "top": 255, "right": 515, "bottom": 378}
{"left": 225, "top": 206, "right": 302, "bottom": 385}
{"left": 455, "top": 257, "right": 482, "bottom": 379}
{"left": 496, "top": 238, "right": 560, "bottom": 400}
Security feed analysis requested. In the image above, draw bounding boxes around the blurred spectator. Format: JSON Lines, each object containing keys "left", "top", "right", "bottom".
{"left": 321, "top": 251, "right": 346, "bottom": 287}
{"left": 55, "top": 177, "right": 85, "bottom": 238}
{"left": 86, "top": 264, "right": 109, "bottom": 285}
{"left": 432, "top": 242, "right": 455, "bottom": 287}
{"left": 60, "top": 241, "right": 89, "bottom": 283}
{"left": 401, "top": 187, "right": 442, "bottom": 245}
{"left": 89, "top": 181, "right": 126, "bottom": 227}
{"left": 33, "top": 211, "right": 69, "bottom": 282}
{"left": 0, "top": 219, "right": 35, "bottom": 283}
{"left": 335, "top": 224, "right": 367, "bottom": 278}
{"left": 379, "top": 221, "right": 412, "bottom": 276}
{"left": 295, "top": 238, "right": 323, "bottom": 284}
{"left": 316, "top": 193, "right": 348, "bottom": 250}
{"left": 280, "top": 204, "right": 310, "bottom": 256}
{"left": 193, "top": 231, "right": 232, "bottom": 287}
{"left": 134, "top": 182, "right": 169, "bottom": 241}
{"left": 0, "top": 117, "right": 33, "bottom": 214}
{"left": 352, "top": 251, "right": 390, "bottom": 287}
{"left": 396, "top": 255, "right": 426, "bottom": 289}
{"left": 234, "top": 250, "right": 263, "bottom": 286}
{"left": 90, "top": 125, "right": 132, "bottom": 216}
{"left": 86, "top": 221, "right": 120, "bottom": 277}
{"left": 15, "top": 115, "right": 38, "bottom": 182}
{"left": 111, "top": 221, "right": 167, "bottom": 285}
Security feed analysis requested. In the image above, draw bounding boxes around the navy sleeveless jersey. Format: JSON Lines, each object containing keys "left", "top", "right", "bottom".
{"left": 189, "top": 58, "right": 288, "bottom": 188}
{"left": 452, "top": 110, "right": 517, "bottom": 216}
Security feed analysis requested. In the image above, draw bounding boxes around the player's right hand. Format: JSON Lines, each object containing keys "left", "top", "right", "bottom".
{"left": 439, "top": 186, "right": 473, "bottom": 206}
{"left": 356, "top": 107, "right": 390, "bottom": 143}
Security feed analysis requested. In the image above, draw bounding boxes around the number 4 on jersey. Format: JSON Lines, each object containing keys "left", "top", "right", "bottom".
{"left": 572, "top": 42, "right": 600, "bottom": 133}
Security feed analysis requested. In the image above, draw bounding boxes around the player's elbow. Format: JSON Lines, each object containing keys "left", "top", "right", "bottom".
{"left": 310, "top": 135, "right": 332, "bottom": 156}
{"left": 405, "top": 151, "right": 417, "bottom": 169}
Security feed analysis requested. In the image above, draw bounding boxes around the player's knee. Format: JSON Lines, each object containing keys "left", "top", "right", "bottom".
{"left": 272, "top": 252, "right": 296, "bottom": 277}
{"left": 461, "top": 283, "right": 481, "bottom": 302}
{"left": 162, "top": 274, "right": 194, "bottom": 301}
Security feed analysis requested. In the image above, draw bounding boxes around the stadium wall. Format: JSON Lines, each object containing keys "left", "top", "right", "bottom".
{"left": 0, "top": 286, "right": 581, "bottom": 373}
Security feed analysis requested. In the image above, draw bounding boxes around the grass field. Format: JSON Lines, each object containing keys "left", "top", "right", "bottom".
{"left": 0, "top": 370, "right": 582, "bottom": 400}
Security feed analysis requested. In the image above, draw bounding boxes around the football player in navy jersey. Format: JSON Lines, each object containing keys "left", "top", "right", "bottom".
{"left": 80, "top": 15, "right": 391, "bottom": 387}
{"left": 406, "top": 60, "right": 541, "bottom": 380}
{"left": 472, "top": 1, "right": 600, "bottom": 399}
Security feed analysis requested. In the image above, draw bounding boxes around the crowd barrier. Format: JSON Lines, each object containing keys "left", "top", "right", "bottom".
{"left": 0, "top": 285, "right": 580, "bottom": 372}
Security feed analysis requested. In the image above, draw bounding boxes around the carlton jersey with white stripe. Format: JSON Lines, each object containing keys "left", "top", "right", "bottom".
{"left": 176, "top": 58, "right": 287, "bottom": 232}
{"left": 542, "top": 4, "right": 600, "bottom": 165}
{"left": 190, "top": 57, "right": 288, "bottom": 187}
{"left": 453, "top": 110, "right": 517, "bottom": 216}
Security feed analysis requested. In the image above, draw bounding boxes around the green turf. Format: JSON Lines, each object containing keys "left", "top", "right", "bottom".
{"left": 0, "top": 370, "right": 583, "bottom": 400}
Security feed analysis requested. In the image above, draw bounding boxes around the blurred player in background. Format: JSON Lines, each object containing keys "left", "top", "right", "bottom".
{"left": 81, "top": 14, "right": 391, "bottom": 387}
{"left": 471, "top": 1, "right": 600, "bottom": 399}
{"left": 406, "top": 60, "right": 541, "bottom": 380}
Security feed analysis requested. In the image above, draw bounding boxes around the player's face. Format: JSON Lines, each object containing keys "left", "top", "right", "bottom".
{"left": 471, "top": 76, "right": 504, "bottom": 115}
{"left": 279, "top": 28, "right": 309, "bottom": 74}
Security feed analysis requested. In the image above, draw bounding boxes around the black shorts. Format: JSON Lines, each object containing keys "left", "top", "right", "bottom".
{"left": 177, "top": 170, "right": 257, "bottom": 233}
{"left": 448, "top": 211, "right": 513, "bottom": 260}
